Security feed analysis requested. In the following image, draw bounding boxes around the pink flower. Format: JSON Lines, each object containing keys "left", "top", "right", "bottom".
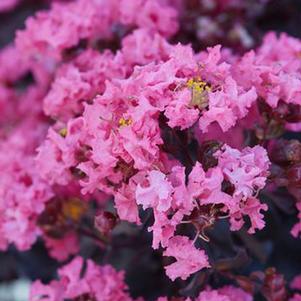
{"left": 216, "top": 145, "right": 270, "bottom": 198}
{"left": 233, "top": 32, "right": 301, "bottom": 108}
{"left": 136, "top": 170, "right": 173, "bottom": 212}
{"left": 30, "top": 280, "right": 64, "bottom": 301}
{"left": 291, "top": 274, "right": 301, "bottom": 290}
{"left": 115, "top": 182, "right": 141, "bottom": 225}
{"left": 215, "top": 144, "right": 270, "bottom": 233}
{"left": 199, "top": 77, "right": 257, "bottom": 132}
{"left": 149, "top": 210, "right": 179, "bottom": 249}
{"left": 291, "top": 202, "right": 301, "bottom": 238}
{"left": 119, "top": 0, "right": 179, "bottom": 38}
{"left": 163, "top": 235, "right": 210, "bottom": 281}
{"left": 43, "top": 49, "right": 126, "bottom": 120}
{"left": 195, "top": 290, "right": 231, "bottom": 301}
{"left": 36, "top": 118, "right": 86, "bottom": 186}
{"left": 16, "top": 0, "right": 178, "bottom": 62}
{"left": 165, "top": 89, "right": 199, "bottom": 130}
{"left": 194, "top": 286, "right": 253, "bottom": 301}
{"left": 0, "top": 121, "right": 53, "bottom": 250}
{"left": 121, "top": 29, "right": 172, "bottom": 67}
{"left": 16, "top": 0, "right": 112, "bottom": 61}
{"left": 218, "top": 286, "right": 253, "bottom": 301}
{"left": 43, "top": 232, "right": 79, "bottom": 262}
{"left": 30, "top": 256, "right": 134, "bottom": 301}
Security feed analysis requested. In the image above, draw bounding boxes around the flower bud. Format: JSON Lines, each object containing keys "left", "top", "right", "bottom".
{"left": 95, "top": 211, "right": 117, "bottom": 236}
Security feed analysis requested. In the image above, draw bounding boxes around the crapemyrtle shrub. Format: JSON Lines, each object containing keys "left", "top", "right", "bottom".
{"left": 0, "top": 1, "right": 301, "bottom": 300}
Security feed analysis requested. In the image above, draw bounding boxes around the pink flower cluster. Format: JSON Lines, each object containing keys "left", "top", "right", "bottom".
{"left": 0, "top": 0, "right": 301, "bottom": 299}
{"left": 30, "top": 256, "right": 135, "bottom": 301}
{"left": 16, "top": 0, "right": 178, "bottom": 62}
{"left": 30, "top": 256, "right": 255, "bottom": 301}
{"left": 136, "top": 144, "right": 269, "bottom": 280}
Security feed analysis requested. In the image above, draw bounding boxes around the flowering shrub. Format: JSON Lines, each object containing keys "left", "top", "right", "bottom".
{"left": 1, "top": 0, "right": 301, "bottom": 300}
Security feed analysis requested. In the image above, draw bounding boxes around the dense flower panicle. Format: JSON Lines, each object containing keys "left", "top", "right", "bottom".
{"left": 30, "top": 256, "right": 134, "bottom": 301}
{"left": 233, "top": 32, "right": 301, "bottom": 109}
{"left": 1, "top": 0, "right": 301, "bottom": 299}
{"left": 16, "top": 0, "right": 178, "bottom": 62}
{"left": 43, "top": 28, "right": 174, "bottom": 121}
{"left": 43, "top": 49, "right": 126, "bottom": 120}
{"left": 0, "top": 120, "right": 52, "bottom": 250}
{"left": 136, "top": 144, "right": 269, "bottom": 279}
{"left": 162, "top": 45, "right": 257, "bottom": 132}
{"left": 16, "top": 0, "right": 112, "bottom": 61}
{"left": 36, "top": 39, "right": 267, "bottom": 203}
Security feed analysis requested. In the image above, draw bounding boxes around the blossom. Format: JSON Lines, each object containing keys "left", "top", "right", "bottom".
{"left": 115, "top": 179, "right": 141, "bottom": 225}
{"left": 216, "top": 145, "right": 270, "bottom": 198}
{"left": 36, "top": 118, "right": 86, "bottom": 186}
{"left": 163, "top": 235, "right": 210, "bottom": 281}
{"left": 291, "top": 274, "right": 301, "bottom": 291}
{"left": 43, "top": 49, "right": 125, "bottom": 120}
{"left": 30, "top": 256, "right": 134, "bottom": 301}
{"left": 16, "top": 0, "right": 178, "bottom": 62}
{"left": 195, "top": 290, "right": 231, "bottom": 301}
{"left": 0, "top": 121, "right": 53, "bottom": 250}
{"left": 215, "top": 144, "right": 270, "bottom": 233}
{"left": 195, "top": 286, "right": 253, "bottom": 301}
{"left": 233, "top": 32, "right": 301, "bottom": 108}
{"left": 136, "top": 170, "right": 173, "bottom": 212}
{"left": 198, "top": 76, "right": 257, "bottom": 132}
{"left": 43, "top": 232, "right": 79, "bottom": 261}
{"left": 16, "top": 0, "right": 112, "bottom": 61}
{"left": 292, "top": 202, "right": 301, "bottom": 238}
{"left": 149, "top": 210, "right": 179, "bottom": 249}
{"left": 2, "top": 0, "right": 300, "bottom": 296}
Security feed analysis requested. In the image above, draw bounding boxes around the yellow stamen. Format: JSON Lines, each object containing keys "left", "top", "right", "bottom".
{"left": 187, "top": 77, "right": 211, "bottom": 92}
{"left": 59, "top": 128, "right": 67, "bottom": 137}
{"left": 118, "top": 117, "right": 132, "bottom": 127}
{"left": 187, "top": 77, "right": 211, "bottom": 109}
